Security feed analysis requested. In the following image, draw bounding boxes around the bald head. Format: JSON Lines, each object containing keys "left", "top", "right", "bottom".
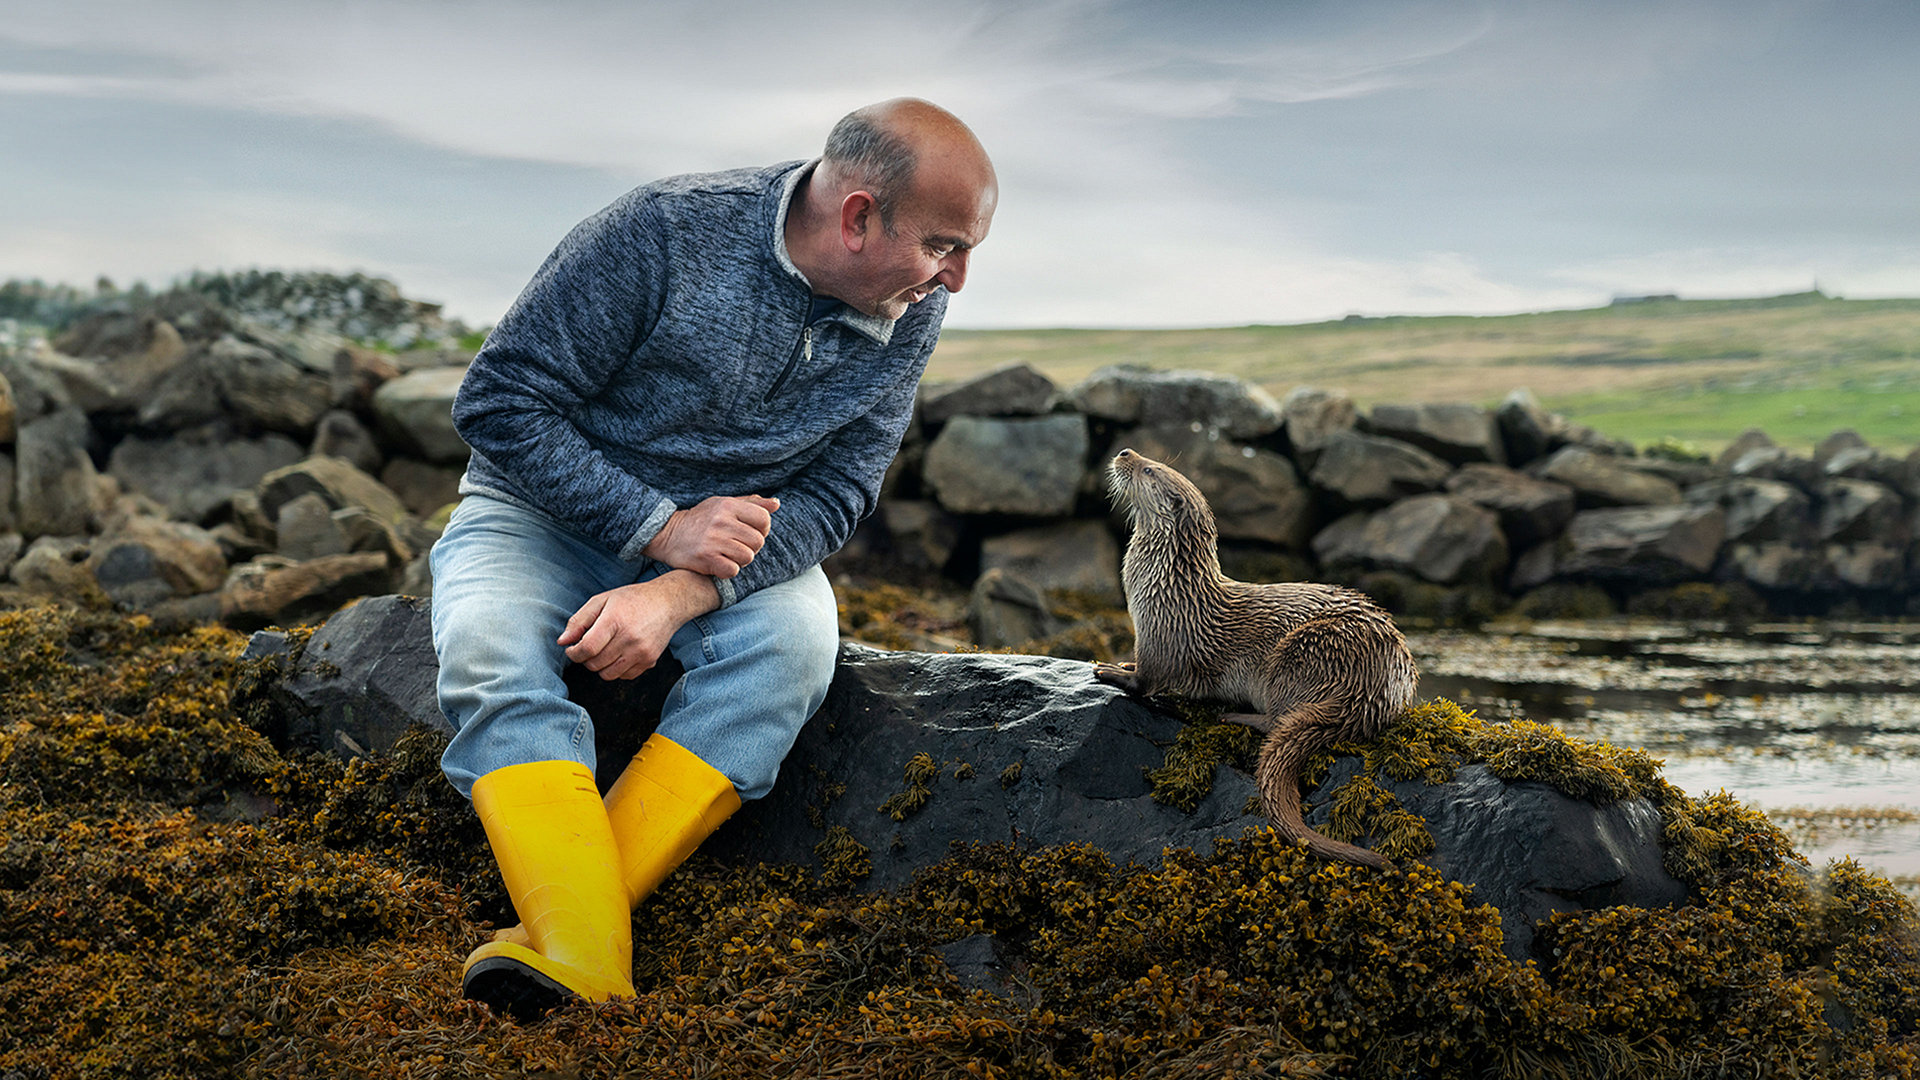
{"left": 788, "top": 98, "right": 996, "bottom": 319}
{"left": 820, "top": 98, "right": 995, "bottom": 235}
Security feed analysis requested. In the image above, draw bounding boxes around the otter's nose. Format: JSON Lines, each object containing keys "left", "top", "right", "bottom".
{"left": 1114, "top": 448, "right": 1140, "bottom": 463}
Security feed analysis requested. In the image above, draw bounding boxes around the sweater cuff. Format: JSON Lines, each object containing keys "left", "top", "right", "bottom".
{"left": 710, "top": 575, "right": 739, "bottom": 608}
{"left": 618, "top": 499, "right": 679, "bottom": 566}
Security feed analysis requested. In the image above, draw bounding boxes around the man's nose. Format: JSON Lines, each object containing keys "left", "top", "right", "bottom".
{"left": 936, "top": 249, "right": 970, "bottom": 293}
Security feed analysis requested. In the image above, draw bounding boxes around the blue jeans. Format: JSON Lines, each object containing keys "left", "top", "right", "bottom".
{"left": 429, "top": 495, "right": 840, "bottom": 801}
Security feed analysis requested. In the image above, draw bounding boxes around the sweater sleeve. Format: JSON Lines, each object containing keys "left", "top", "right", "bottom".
{"left": 715, "top": 324, "right": 932, "bottom": 607}
{"left": 451, "top": 194, "right": 679, "bottom": 563}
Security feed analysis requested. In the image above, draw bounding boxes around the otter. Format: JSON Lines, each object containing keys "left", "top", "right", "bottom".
{"left": 1096, "top": 448, "right": 1418, "bottom": 869}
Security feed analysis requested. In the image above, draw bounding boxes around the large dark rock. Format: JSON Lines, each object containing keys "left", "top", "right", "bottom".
{"left": 1445, "top": 463, "right": 1576, "bottom": 549}
{"left": 1686, "top": 478, "right": 1811, "bottom": 545}
{"left": 1366, "top": 402, "right": 1506, "bottom": 466}
{"left": 107, "top": 426, "right": 305, "bottom": 525}
{"left": 1534, "top": 447, "right": 1681, "bottom": 509}
{"left": 1307, "top": 430, "right": 1452, "bottom": 511}
{"left": 14, "top": 409, "right": 109, "bottom": 538}
{"left": 1557, "top": 504, "right": 1727, "bottom": 585}
{"left": 204, "top": 334, "right": 335, "bottom": 436}
{"left": 919, "top": 362, "right": 1057, "bottom": 424}
{"left": 1724, "top": 542, "right": 1819, "bottom": 591}
{"left": 1308, "top": 759, "right": 1685, "bottom": 960}
{"left": 922, "top": 414, "right": 1089, "bottom": 517}
{"left": 1815, "top": 479, "right": 1906, "bottom": 544}
{"left": 1069, "top": 366, "right": 1282, "bottom": 440}
{"left": 1280, "top": 386, "right": 1357, "bottom": 466}
{"left": 1494, "top": 388, "right": 1556, "bottom": 467}
{"left": 1312, "top": 494, "right": 1508, "bottom": 586}
{"left": 979, "top": 520, "right": 1121, "bottom": 600}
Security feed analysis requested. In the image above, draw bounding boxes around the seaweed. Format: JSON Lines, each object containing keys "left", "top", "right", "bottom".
{"left": 1, "top": 600, "right": 1916, "bottom": 1079}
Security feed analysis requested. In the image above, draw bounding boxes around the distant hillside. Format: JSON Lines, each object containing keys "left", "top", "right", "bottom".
{"left": 929, "top": 292, "right": 1920, "bottom": 453}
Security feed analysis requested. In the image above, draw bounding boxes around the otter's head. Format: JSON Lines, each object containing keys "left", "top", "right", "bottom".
{"left": 1107, "top": 448, "right": 1214, "bottom": 533}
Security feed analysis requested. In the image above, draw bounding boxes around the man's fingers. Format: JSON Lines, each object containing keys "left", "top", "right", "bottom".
{"left": 559, "top": 593, "right": 610, "bottom": 646}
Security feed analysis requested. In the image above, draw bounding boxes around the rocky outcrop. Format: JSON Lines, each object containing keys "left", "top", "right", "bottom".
{"left": 1070, "top": 366, "right": 1283, "bottom": 440}
{"left": 245, "top": 595, "right": 1693, "bottom": 960}
{"left": 919, "top": 362, "right": 1057, "bottom": 424}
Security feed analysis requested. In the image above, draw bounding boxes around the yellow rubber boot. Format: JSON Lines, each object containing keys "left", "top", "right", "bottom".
{"left": 492, "top": 734, "right": 741, "bottom": 948}
{"left": 605, "top": 733, "right": 743, "bottom": 905}
{"left": 461, "top": 760, "right": 636, "bottom": 1020}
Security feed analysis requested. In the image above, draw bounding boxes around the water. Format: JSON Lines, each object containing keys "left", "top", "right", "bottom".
{"left": 1408, "top": 619, "right": 1920, "bottom": 893}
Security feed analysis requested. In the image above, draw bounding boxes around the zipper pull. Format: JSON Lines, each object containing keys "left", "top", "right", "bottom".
{"left": 802, "top": 326, "right": 813, "bottom": 363}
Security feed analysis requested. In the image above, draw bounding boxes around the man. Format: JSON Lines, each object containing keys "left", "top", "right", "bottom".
{"left": 428, "top": 98, "right": 996, "bottom": 1018}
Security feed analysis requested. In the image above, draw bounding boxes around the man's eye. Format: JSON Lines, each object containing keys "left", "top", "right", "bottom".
{"left": 929, "top": 245, "right": 954, "bottom": 257}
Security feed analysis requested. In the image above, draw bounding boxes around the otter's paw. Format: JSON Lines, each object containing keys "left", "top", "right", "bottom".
{"left": 1093, "top": 661, "right": 1142, "bottom": 693}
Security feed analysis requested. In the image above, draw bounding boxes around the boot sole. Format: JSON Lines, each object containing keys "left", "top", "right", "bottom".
{"left": 463, "top": 954, "right": 576, "bottom": 1022}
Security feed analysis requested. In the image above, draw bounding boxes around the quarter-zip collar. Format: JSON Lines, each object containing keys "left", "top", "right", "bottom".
{"left": 771, "top": 158, "right": 899, "bottom": 347}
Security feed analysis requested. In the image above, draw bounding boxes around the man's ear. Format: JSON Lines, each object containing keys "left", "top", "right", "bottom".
{"left": 839, "top": 191, "right": 877, "bottom": 254}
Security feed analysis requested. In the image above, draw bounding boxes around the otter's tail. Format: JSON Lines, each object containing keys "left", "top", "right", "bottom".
{"left": 1255, "top": 701, "right": 1390, "bottom": 870}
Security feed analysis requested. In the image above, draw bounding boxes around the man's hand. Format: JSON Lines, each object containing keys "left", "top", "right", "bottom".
{"left": 558, "top": 570, "right": 721, "bottom": 680}
{"left": 644, "top": 494, "right": 780, "bottom": 578}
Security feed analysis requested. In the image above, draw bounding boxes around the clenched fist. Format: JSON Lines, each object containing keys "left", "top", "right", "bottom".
{"left": 644, "top": 494, "right": 779, "bottom": 578}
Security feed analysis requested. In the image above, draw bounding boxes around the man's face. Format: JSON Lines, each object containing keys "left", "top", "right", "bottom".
{"left": 845, "top": 169, "right": 996, "bottom": 321}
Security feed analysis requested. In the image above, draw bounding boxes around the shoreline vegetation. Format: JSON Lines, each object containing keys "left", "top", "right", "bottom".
{"left": 1, "top": 587, "right": 1916, "bottom": 1078}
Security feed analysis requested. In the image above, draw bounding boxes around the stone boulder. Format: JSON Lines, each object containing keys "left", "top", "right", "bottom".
{"left": 14, "top": 409, "right": 111, "bottom": 538}
{"left": 1307, "top": 431, "right": 1452, "bottom": 511}
{"left": 1822, "top": 446, "right": 1910, "bottom": 490}
{"left": 1715, "top": 429, "right": 1775, "bottom": 468}
{"left": 87, "top": 517, "right": 227, "bottom": 609}
{"left": 1308, "top": 758, "right": 1684, "bottom": 959}
{"left": 1366, "top": 402, "right": 1506, "bottom": 466}
{"left": 107, "top": 426, "right": 305, "bottom": 525}
{"left": 1069, "top": 366, "right": 1282, "bottom": 440}
{"left": 1534, "top": 447, "right": 1681, "bottom": 508}
{"left": 922, "top": 414, "right": 1089, "bottom": 517}
{"left": 966, "top": 568, "right": 1066, "bottom": 648}
{"left": 204, "top": 334, "right": 335, "bottom": 436}
{"left": 1556, "top": 504, "right": 1727, "bottom": 585}
{"left": 309, "top": 409, "right": 386, "bottom": 475}
{"left": 919, "top": 362, "right": 1057, "bottom": 425}
{"left": 1494, "top": 388, "right": 1556, "bottom": 467}
{"left": 1311, "top": 494, "right": 1507, "bottom": 586}
{"left": 0, "top": 452, "right": 13, "bottom": 533}
{"left": 1820, "top": 543, "right": 1907, "bottom": 591}
{"left": 8, "top": 536, "right": 96, "bottom": 595}
{"left": 372, "top": 366, "right": 469, "bottom": 463}
{"left": 257, "top": 456, "right": 412, "bottom": 533}
{"left": 1728, "top": 447, "right": 1822, "bottom": 490}
{"left": 876, "top": 499, "right": 960, "bottom": 573}
{"left": 979, "top": 520, "right": 1121, "bottom": 601}
{"left": 380, "top": 458, "right": 466, "bottom": 519}
{"left": 1280, "top": 386, "right": 1357, "bottom": 466}
{"left": 1813, "top": 429, "right": 1870, "bottom": 465}
{"left": 1117, "top": 425, "right": 1314, "bottom": 549}
{"left": 0, "top": 370, "right": 14, "bottom": 444}
{"left": 1685, "top": 478, "right": 1811, "bottom": 545}
{"left": 1815, "top": 479, "right": 1907, "bottom": 544}
{"left": 1444, "top": 463, "right": 1576, "bottom": 549}
{"left": 1724, "top": 542, "right": 1818, "bottom": 592}
{"left": 218, "top": 552, "right": 394, "bottom": 630}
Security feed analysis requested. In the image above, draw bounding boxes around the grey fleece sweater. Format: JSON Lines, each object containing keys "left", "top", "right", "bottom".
{"left": 454, "top": 159, "right": 946, "bottom": 606}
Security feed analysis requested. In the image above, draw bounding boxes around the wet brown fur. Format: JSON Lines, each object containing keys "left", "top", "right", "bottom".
{"left": 1096, "top": 449, "right": 1418, "bottom": 869}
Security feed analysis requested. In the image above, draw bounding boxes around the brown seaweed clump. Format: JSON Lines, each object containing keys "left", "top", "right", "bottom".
{"left": 0, "top": 602, "right": 1917, "bottom": 1078}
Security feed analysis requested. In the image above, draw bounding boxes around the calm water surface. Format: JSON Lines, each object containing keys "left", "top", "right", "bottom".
{"left": 1409, "top": 619, "right": 1920, "bottom": 893}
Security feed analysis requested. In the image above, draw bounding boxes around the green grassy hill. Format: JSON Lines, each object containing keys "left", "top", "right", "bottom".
{"left": 928, "top": 292, "right": 1920, "bottom": 454}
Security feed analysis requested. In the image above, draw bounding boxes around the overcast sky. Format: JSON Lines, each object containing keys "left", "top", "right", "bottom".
{"left": 3, "top": 0, "right": 1916, "bottom": 329}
